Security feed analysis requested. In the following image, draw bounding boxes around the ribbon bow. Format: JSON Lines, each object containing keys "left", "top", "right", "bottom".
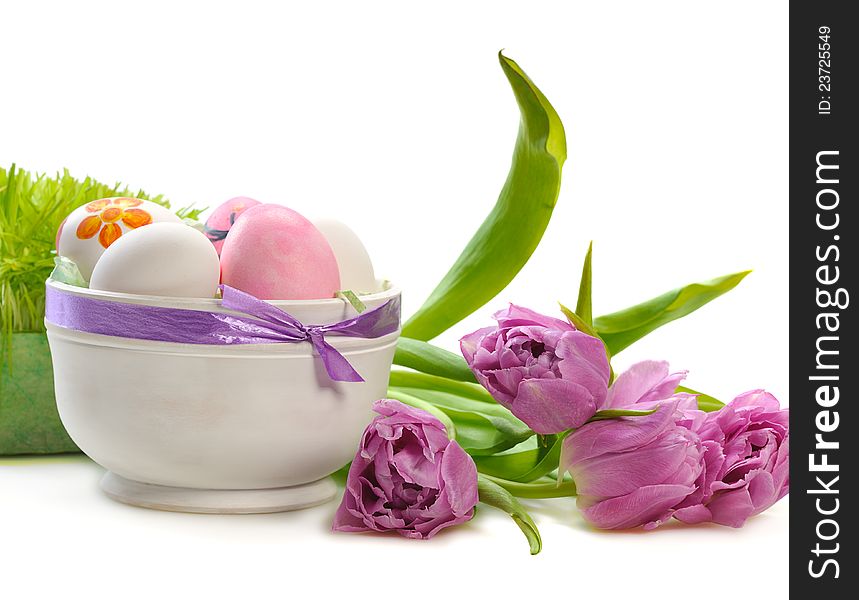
{"left": 215, "top": 285, "right": 400, "bottom": 382}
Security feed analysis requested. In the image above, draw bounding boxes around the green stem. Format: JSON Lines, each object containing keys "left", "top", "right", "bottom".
{"left": 477, "top": 474, "right": 542, "bottom": 555}
{"left": 479, "top": 473, "right": 577, "bottom": 499}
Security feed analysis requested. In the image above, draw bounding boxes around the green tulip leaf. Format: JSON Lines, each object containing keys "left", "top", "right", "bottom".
{"left": 477, "top": 474, "right": 543, "bottom": 555}
{"left": 587, "top": 408, "right": 657, "bottom": 422}
{"left": 594, "top": 270, "right": 751, "bottom": 355}
{"left": 558, "top": 303, "right": 599, "bottom": 339}
{"left": 677, "top": 386, "right": 726, "bottom": 412}
{"left": 388, "top": 386, "right": 533, "bottom": 456}
{"left": 473, "top": 435, "right": 562, "bottom": 482}
{"left": 575, "top": 242, "right": 593, "bottom": 326}
{"left": 402, "top": 52, "right": 567, "bottom": 341}
{"left": 393, "top": 337, "right": 477, "bottom": 383}
{"left": 389, "top": 370, "right": 492, "bottom": 403}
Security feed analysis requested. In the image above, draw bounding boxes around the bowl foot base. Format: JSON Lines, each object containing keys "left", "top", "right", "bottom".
{"left": 100, "top": 472, "right": 338, "bottom": 514}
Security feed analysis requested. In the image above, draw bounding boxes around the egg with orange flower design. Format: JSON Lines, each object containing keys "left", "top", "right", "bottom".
{"left": 56, "top": 197, "right": 180, "bottom": 281}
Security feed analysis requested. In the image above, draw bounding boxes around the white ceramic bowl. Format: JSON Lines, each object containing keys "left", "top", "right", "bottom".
{"left": 45, "top": 279, "right": 400, "bottom": 513}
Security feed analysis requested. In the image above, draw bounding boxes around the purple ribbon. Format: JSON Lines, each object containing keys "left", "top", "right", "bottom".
{"left": 44, "top": 284, "right": 400, "bottom": 383}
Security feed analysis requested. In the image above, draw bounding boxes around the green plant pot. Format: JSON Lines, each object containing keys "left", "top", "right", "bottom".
{"left": 1, "top": 332, "right": 79, "bottom": 455}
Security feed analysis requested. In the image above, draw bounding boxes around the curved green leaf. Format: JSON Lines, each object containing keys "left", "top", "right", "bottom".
{"left": 473, "top": 435, "right": 562, "bottom": 482}
{"left": 677, "top": 386, "right": 726, "bottom": 412}
{"left": 388, "top": 386, "right": 533, "bottom": 456}
{"left": 558, "top": 303, "right": 598, "bottom": 338}
{"left": 575, "top": 242, "right": 593, "bottom": 326}
{"left": 393, "top": 337, "right": 477, "bottom": 383}
{"left": 587, "top": 408, "right": 657, "bottom": 421}
{"left": 477, "top": 474, "right": 543, "bottom": 555}
{"left": 389, "top": 370, "right": 492, "bottom": 402}
{"left": 402, "top": 52, "right": 567, "bottom": 341}
{"left": 594, "top": 270, "right": 751, "bottom": 355}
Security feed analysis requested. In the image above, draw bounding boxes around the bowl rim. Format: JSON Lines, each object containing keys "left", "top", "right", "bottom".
{"left": 45, "top": 277, "right": 400, "bottom": 310}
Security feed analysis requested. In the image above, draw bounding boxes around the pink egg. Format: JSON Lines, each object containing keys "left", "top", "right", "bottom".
{"left": 220, "top": 204, "right": 341, "bottom": 300}
{"left": 204, "top": 196, "right": 261, "bottom": 255}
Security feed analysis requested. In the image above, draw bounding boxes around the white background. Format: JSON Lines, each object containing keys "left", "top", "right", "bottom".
{"left": 1, "top": 1, "right": 788, "bottom": 598}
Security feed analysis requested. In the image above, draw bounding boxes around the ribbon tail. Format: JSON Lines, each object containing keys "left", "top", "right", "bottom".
{"left": 310, "top": 334, "right": 364, "bottom": 383}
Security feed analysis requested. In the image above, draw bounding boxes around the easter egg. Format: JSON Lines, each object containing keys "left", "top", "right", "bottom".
{"left": 89, "top": 222, "right": 220, "bottom": 298}
{"left": 312, "top": 218, "right": 377, "bottom": 293}
{"left": 55, "top": 216, "right": 67, "bottom": 251}
{"left": 57, "top": 197, "right": 181, "bottom": 281}
{"left": 203, "top": 196, "right": 261, "bottom": 255}
{"left": 220, "top": 204, "right": 340, "bottom": 300}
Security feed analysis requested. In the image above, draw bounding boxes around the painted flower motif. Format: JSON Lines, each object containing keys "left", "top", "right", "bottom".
{"left": 75, "top": 197, "right": 152, "bottom": 248}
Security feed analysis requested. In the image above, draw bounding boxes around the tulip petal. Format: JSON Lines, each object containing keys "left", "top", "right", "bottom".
{"left": 604, "top": 360, "right": 687, "bottom": 409}
{"left": 563, "top": 402, "right": 679, "bottom": 466}
{"left": 484, "top": 366, "right": 525, "bottom": 405}
{"left": 493, "top": 303, "right": 573, "bottom": 332}
{"left": 392, "top": 440, "right": 439, "bottom": 488}
{"left": 460, "top": 327, "right": 496, "bottom": 363}
{"left": 728, "top": 389, "right": 783, "bottom": 412}
{"left": 556, "top": 330, "right": 610, "bottom": 405}
{"left": 414, "top": 507, "right": 475, "bottom": 539}
{"left": 579, "top": 483, "right": 696, "bottom": 529}
{"left": 604, "top": 360, "right": 668, "bottom": 408}
{"left": 772, "top": 434, "right": 790, "bottom": 501}
{"left": 747, "top": 469, "right": 777, "bottom": 514}
{"left": 375, "top": 399, "right": 445, "bottom": 428}
{"left": 440, "top": 441, "right": 479, "bottom": 517}
{"left": 571, "top": 432, "right": 701, "bottom": 497}
{"left": 332, "top": 457, "right": 375, "bottom": 533}
{"left": 705, "top": 488, "right": 756, "bottom": 527}
{"left": 516, "top": 378, "right": 597, "bottom": 434}
{"left": 673, "top": 504, "right": 713, "bottom": 524}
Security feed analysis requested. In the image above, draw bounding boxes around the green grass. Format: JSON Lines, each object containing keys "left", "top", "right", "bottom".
{"left": 1, "top": 164, "right": 201, "bottom": 361}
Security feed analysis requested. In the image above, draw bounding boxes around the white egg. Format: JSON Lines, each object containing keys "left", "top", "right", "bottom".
{"left": 89, "top": 222, "right": 220, "bottom": 298}
{"left": 311, "top": 218, "right": 377, "bottom": 293}
{"left": 56, "top": 197, "right": 181, "bottom": 281}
